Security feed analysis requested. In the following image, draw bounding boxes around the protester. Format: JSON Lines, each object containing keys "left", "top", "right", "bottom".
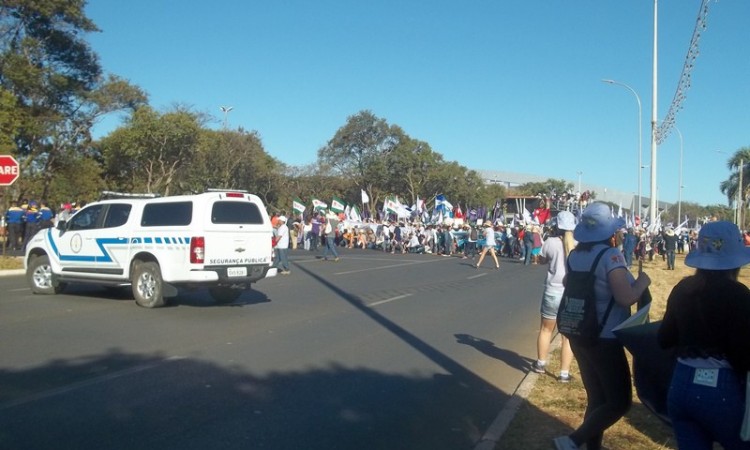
{"left": 532, "top": 211, "right": 575, "bottom": 382}
{"left": 658, "top": 221, "right": 750, "bottom": 450}
{"left": 272, "top": 216, "right": 290, "bottom": 274}
{"left": 553, "top": 202, "right": 651, "bottom": 450}
{"left": 322, "top": 210, "right": 340, "bottom": 261}
{"left": 474, "top": 222, "right": 500, "bottom": 269}
{"left": 662, "top": 227, "right": 678, "bottom": 270}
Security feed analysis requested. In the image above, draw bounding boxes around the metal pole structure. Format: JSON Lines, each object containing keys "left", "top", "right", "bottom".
{"left": 739, "top": 158, "right": 744, "bottom": 229}
{"left": 674, "top": 125, "right": 683, "bottom": 226}
{"left": 602, "top": 79, "right": 642, "bottom": 223}
{"left": 649, "top": 0, "right": 659, "bottom": 230}
{"left": 220, "top": 106, "right": 233, "bottom": 129}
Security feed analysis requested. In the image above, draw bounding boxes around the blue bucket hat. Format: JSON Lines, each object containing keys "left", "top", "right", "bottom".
{"left": 555, "top": 211, "right": 576, "bottom": 231}
{"left": 685, "top": 221, "right": 750, "bottom": 270}
{"left": 573, "top": 202, "right": 625, "bottom": 243}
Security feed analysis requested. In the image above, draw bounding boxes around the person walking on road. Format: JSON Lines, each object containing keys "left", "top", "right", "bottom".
{"left": 475, "top": 222, "right": 500, "bottom": 269}
{"left": 273, "top": 216, "right": 291, "bottom": 274}
{"left": 322, "top": 210, "right": 340, "bottom": 261}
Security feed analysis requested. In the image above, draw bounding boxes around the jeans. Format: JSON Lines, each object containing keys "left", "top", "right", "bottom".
{"left": 668, "top": 362, "right": 750, "bottom": 450}
{"left": 569, "top": 338, "right": 632, "bottom": 450}
{"left": 523, "top": 241, "right": 533, "bottom": 265}
{"left": 323, "top": 236, "right": 339, "bottom": 259}
{"left": 666, "top": 250, "right": 676, "bottom": 269}
{"left": 274, "top": 248, "right": 289, "bottom": 271}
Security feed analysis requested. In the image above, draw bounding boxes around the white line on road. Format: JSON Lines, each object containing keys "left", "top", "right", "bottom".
{"left": 0, "top": 356, "right": 185, "bottom": 411}
{"left": 367, "top": 293, "right": 413, "bottom": 307}
{"left": 9, "top": 288, "right": 27, "bottom": 292}
{"left": 467, "top": 273, "right": 487, "bottom": 280}
{"left": 335, "top": 258, "right": 445, "bottom": 275}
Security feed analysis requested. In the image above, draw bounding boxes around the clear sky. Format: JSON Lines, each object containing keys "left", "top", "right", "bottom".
{"left": 84, "top": 0, "right": 750, "bottom": 207}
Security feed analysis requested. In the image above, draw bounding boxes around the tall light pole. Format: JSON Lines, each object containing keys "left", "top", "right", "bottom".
{"left": 674, "top": 125, "right": 683, "bottom": 226}
{"left": 649, "top": 0, "right": 659, "bottom": 231}
{"left": 220, "top": 106, "right": 233, "bottom": 129}
{"left": 602, "top": 79, "right": 642, "bottom": 222}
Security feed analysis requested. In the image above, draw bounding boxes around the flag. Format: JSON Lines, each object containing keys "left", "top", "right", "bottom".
{"left": 292, "top": 197, "right": 305, "bottom": 215}
{"left": 384, "top": 196, "right": 399, "bottom": 214}
{"left": 454, "top": 204, "right": 464, "bottom": 219}
{"left": 435, "top": 194, "right": 453, "bottom": 211}
{"left": 349, "top": 205, "right": 362, "bottom": 222}
{"left": 361, "top": 189, "right": 370, "bottom": 204}
{"left": 331, "top": 196, "right": 346, "bottom": 213}
{"left": 311, "top": 198, "right": 328, "bottom": 211}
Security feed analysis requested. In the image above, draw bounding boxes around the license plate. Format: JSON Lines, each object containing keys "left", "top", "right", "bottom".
{"left": 227, "top": 267, "right": 247, "bottom": 277}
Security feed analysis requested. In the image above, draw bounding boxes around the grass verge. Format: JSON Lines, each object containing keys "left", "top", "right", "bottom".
{"left": 496, "top": 252, "right": 747, "bottom": 449}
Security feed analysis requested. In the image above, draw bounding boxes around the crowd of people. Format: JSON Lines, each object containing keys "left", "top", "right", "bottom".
{"left": 2, "top": 200, "right": 78, "bottom": 252}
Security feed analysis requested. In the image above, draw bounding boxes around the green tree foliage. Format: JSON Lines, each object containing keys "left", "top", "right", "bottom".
{"left": 188, "top": 128, "right": 283, "bottom": 205}
{"left": 514, "top": 178, "right": 574, "bottom": 197}
{"left": 99, "top": 106, "right": 201, "bottom": 195}
{"left": 719, "top": 146, "right": 750, "bottom": 207}
{"left": 0, "top": 0, "right": 146, "bottom": 200}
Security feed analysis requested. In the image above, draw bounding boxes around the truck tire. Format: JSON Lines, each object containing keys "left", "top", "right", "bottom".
{"left": 27, "top": 255, "right": 66, "bottom": 294}
{"left": 209, "top": 286, "right": 243, "bottom": 304}
{"left": 132, "top": 261, "right": 166, "bottom": 308}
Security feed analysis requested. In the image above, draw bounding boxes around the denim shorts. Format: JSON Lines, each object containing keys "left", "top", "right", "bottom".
{"left": 540, "top": 289, "right": 563, "bottom": 319}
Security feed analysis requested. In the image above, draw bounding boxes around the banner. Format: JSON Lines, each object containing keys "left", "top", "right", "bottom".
{"left": 292, "top": 198, "right": 305, "bottom": 215}
{"left": 331, "top": 196, "right": 346, "bottom": 213}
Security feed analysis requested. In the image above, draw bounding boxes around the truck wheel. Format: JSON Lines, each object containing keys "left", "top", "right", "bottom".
{"left": 132, "top": 261, "right": 166, "bottom": 308}
{"left": 209, "top": 287, "right": 243, "bottom": 304}
{"left": 27, "top": 255, "right": 65, "bottom": 294}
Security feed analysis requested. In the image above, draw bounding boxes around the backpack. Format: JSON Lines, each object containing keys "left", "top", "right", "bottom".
{"left": 557, "top": 247, "right": 615, "bottom": 346}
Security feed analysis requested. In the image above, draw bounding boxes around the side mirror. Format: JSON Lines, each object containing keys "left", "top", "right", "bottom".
{"left": 56, "top": 220, "right": 66, "bottom": 231}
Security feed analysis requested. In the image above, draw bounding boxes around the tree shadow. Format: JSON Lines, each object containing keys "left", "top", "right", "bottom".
{"left": 0, "top": 349, "right": 502, "bottom": 450}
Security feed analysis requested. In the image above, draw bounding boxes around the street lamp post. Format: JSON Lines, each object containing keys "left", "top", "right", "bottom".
{"left": 602, "top": 79, "right": 642, "bottom": 222}
{"left": 674, "top": 125, "right": 683, "bottom": 226}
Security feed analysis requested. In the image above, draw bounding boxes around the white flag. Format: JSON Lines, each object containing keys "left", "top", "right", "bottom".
{"left": 361, "top": 189, "right": 370, "bottom": 204}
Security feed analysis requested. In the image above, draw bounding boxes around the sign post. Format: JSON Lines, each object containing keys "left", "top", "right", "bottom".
{"left": 0, "top": 155, "right": 19, "bottom": 186}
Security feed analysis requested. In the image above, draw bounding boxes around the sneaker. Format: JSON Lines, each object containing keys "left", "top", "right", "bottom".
{"left": 531, "top": 361, "right": 546, "bottom": 374}
{"left": 552, "top": 435, "right": 578, "bottom": 450}
{"left": 557, "top": 374, "right": 571, "bottom": 383}
{"left": 280, "top": 270, "right": 291, "bottom": 275}
{"left": 334, "top": 257, "right": 339, "bottom": 262}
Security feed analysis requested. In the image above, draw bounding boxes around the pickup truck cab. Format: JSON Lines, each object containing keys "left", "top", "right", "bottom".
{"left": 24, "top": 190, "right": 276, "bottom": 307}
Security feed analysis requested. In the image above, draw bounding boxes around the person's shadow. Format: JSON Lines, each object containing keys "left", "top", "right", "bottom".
{"left": 454, "top": 333, "right": 534, "bottom": 373}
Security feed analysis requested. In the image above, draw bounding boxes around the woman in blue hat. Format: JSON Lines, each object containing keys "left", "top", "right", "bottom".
{"left": 658, "top": 220, "right": 750, "bottom": 449}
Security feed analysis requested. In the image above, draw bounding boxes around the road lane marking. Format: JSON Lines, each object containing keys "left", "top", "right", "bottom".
{"left": 0, "top": 356, "right": 185, "bottom": 411}
{"left": 467, "top": 273, "right": 487, "bottom": 280}
{"left": 367, "top": 293, "right": 413, "bottom": 307}
{"left": 335, "top": 258, "right": 445, "bottom": 275}
{"left": 9, "top": 288, "right": 27, "bottom": 292}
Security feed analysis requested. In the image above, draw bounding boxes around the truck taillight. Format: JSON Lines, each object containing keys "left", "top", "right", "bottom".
{"left": 190, "top": 236, "right": 205, "bottom": 263}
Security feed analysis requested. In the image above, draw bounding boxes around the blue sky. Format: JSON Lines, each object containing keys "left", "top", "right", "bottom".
{"left": 85, "top": 1, "right": 750, "bottom": 207}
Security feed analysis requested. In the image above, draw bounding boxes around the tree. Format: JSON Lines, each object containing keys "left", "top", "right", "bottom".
{"left": 317, "top": 110, "right": 400, "bottom": 206}
{"left": 1, "top": 0, "right": 146, "bottom": 200}
{"left": 719, "top": 146, "right": 750, "bottom": 207}
{"left": 99, "top": 106, "right": 202, "bottom": 195}
{"left": 514, "top": 179, "right": 574, "bottom": 198}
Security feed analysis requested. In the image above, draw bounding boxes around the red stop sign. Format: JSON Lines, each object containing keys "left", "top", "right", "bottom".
{"left": 0, "top": 155, "right": 19, "bottom": 186}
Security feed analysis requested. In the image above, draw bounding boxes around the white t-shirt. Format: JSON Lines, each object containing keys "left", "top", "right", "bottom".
{"left": 483, "top": 228, "right": 496, "bottom": 247}
{"left": 275, "top": 224, "right": 290, "bottom": 249}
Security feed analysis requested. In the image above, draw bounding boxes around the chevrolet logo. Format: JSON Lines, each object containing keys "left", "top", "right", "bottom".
{"left": 235, "top": 247, "right": 246, "bottom": 253}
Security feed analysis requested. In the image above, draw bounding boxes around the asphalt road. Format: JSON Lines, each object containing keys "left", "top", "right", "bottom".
{"left": 0, "top": 249, "right": 546, "bottom": 450}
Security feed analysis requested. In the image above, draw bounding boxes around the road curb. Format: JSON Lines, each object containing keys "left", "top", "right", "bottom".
{"left": 473, "top": 334, "right": 562, "bottom": 450}
{"left": 0, "top": 269, "right": 24, "bottom": 277}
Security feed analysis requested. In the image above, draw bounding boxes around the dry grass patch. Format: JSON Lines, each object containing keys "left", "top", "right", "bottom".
{"left": 497, "top": 252, "right": 749, "bottom": 449}
{"left": 0, "top": 255, "right": 23, "bottom": 270}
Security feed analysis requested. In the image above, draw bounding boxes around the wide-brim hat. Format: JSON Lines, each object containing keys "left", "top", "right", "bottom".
{"left": 483, "top": 221, "right": 492, "bottom": 227}
{"left": 556, "top": 211, "right": 576, "bottom": 231}
{"left": 685, "top": 221, "right": 750, "bottom": 270}
{"left": 573, "top": 202, "right": 625, "bottom": 243}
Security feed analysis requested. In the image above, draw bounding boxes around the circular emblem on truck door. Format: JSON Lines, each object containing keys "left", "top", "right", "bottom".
{"left": 70, "top": 233, "right": 83, "bottom": 253}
